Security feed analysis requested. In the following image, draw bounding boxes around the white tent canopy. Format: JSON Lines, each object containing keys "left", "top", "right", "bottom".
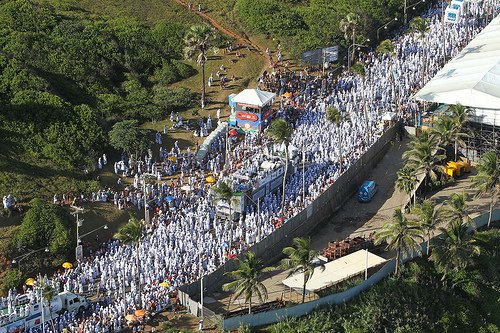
{"left": 282, "top": 250, "right": 387, "bottom": 293}
{"left": 413, "top": 14, "right": 500, "bottom": 109}
{"left": 232, "top": 89, "right": 276, "bottom": 107}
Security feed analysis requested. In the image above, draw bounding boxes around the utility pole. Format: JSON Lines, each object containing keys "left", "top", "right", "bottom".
{"left": 71, "top": 207, "right": 84, "bottom": 261}
{"left": 404, "top": 0, "right": 408, "bottom": 25}
{"left": 365, "top": 249, "right": 369, "bottom": 280}
{"left": 40, "top": 287, "right": 45, "bottom": 333}
{"left": 302, "top": 144, "right": 305, "bottom": 205}
{"left": 257, "top": 197, "right": 261, "bottom": 242}
{"left": 442, "top": 0, "right": 446, "bottom": 64}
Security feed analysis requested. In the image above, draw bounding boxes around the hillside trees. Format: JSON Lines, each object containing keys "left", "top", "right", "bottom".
{"left": 235, "top": 0, "right": 405, "bottom": 58}
{"left": 0, "top": 0, "right": 196, "bottom": 168}
{"left": 11, "top": 198, "right": 71, "bottom": 268}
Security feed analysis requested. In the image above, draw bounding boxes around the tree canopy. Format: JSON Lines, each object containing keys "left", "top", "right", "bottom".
{"left": 11, "top": 198, "right": 71, "bottom": 262}
{"left": 0, "top": 0, "right": 196, "bottom": 168}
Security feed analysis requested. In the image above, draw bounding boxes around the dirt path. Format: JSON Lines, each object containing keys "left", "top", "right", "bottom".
{"left": 172, "top": 0, "right": 264, "bottom": 56}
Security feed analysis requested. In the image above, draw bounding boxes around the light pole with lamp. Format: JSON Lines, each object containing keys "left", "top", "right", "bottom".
{"left": 377, "top": 17, "right": 398, "bottom": 41}
{"left": 404, "top": 0, "right": 426, "bottom": 25}
{"left": 11, "top": 247, "right": 50, "bottom": 272}
{"left": 347, "top": 40, "right": 370, "bottom": 70}
{"left": 71, "top": 206, "right": 84, "bottom": 261}
{"left": 76, "top": 224, "right": 108, "bottom": 261}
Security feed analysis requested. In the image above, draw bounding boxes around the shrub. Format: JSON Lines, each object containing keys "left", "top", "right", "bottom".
{"left": 0, "top": 269, "right": 22, "bottom": 295}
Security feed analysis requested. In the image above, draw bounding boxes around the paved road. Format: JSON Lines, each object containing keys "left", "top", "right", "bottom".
{"left": 311, "top": 138, "right": 409, "bottom": 251}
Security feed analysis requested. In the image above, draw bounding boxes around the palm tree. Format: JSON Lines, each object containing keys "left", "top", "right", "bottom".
{"left": 448, "top": 104, "right": 470, "bottom": 161}
{"left": 280, "top": 237, "right": 324, "bottom": 303}
{"left": 410, "top": 17, "right": 429, "bottom": 78}
{"left": 396, "top": 164, "right": 418, "bottom": 205}
{"left": 339, "top": 13, "right": 359, "bottom": 65}
{"left": 412, "top": 200, "right": 442, "bottom": 255}
{"left": 375, "top": 209, "right": 423, "bottom": 274}
{"left": 430, "top": 115, "right": 454, "bottom": 152}
{"left": 326, "top": 106, "right": 349, "bottom": 173}
{"left": 222, "top": 251, "right": 274, "bottom": 314}
{"left": 114, "top": 217, "right": 145, "bottom": 308}
{"left": 184, "top": 24, "right": 218, "bottom": 109}
{"left": 212, "top": 181, "right": 236, "bottom": 248}
{"left": 39, "top": 279, "right": 57, "bottom": 333}
{"left": 403, "top": 132, "right": 446, "bottom": 192}
{"left": 376, "top": 39, "right": 396, "bottom": 56}
{"left": 442, "top": 192, "right": 470, "bottom": 226}
{"left": 430, "top": 220, "right": 480, "bottom": 281}
{"left": 265, "top": 119, "right": 293, "bottom": 216}
{"left": 471, "top": 151, "right": 500, "bottom": 228}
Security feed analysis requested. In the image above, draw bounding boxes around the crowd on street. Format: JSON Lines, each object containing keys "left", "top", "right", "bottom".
{"left": 1, "top": 2, "right": 493, "bottom": 332}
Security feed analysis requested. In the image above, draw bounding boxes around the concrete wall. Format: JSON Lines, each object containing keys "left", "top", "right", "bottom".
{"left": 181, "top": 126, "right": 397, "bottom": 299}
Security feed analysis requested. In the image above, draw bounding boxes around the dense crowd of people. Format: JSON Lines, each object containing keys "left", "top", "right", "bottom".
{"left": 1, "top": 2, "right": 494, "bottom": 332}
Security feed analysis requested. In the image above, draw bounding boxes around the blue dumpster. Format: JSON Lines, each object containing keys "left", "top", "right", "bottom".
{"left": 358, "top": 180, "right": 378, "bottom": 203}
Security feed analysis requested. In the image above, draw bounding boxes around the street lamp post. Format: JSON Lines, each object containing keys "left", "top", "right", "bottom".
{"left": 347, "top": 41, "right": 370, "bottom": 70}
{"left": 71, "top": 206, "right": 84, "bottom": 260}
{"left": 11, "top": 247, "right": 49, "bottom": 272}
{"left": 404, "top": 0, "right": 426, "bottom": 25}
{"left": 75, "top": 224, "right": 108, "bottom": 261}
{"left": 377, "top": 17, "right": 398, "bottom": 41}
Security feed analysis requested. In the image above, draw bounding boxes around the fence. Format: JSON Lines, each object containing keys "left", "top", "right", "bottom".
{"left": 181, "top": 126, "right": 397, "bottom": 299}
{"left": 222, "top": 207, "right": 500, "bottom": 330}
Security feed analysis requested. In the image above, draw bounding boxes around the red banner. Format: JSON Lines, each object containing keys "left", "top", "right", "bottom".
{"left": 236, "top": 112, "right": 259, "bottom": 122}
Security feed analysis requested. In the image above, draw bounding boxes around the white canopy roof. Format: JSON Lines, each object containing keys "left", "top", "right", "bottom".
{"left": 413, "top": 14, "right": 500, "bottom": 109}
{"left": 282, "top": 250, "right": 387, "bottom": 293}
{"left": 232, "top": 89, "right": 276, "bottom": 107}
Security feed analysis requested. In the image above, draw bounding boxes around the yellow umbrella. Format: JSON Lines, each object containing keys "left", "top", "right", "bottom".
{"left": 134, "top": 309, "right": 146, "bottom": 317}
{"left": 167, "top": 156, "right": 177, "bottom": 162}
{"left": 25, "top": 278, "right": 36, "bottom": 286}
{"left": 62, "top": 262, "right": 73, "bottom": 269}
{"left": 159, "top": 281, "right": 170, "bottom": 287}
{"left": 205, "top": 176, "right": 216, "bottom": 183}
{"left": 282, "top": 92, "right": 293, "bottom": 98}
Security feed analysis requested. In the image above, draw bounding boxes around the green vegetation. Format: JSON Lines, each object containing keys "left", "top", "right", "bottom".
{"left": 265, "top": 119, "right": 293, "bottom": 214}
{"left": 375, "top": 208, "right": 423, "bottom": 274}
{"left": 222, "top": 251, "right": 275, "bottom": 314}
{"left": 0, "top": 0, "right": 199, "bottom": 172}
{"left": 212, "top": 181, "right": 236, "bottom": 247}
{"left": 114, "top": 217, "right": 145, "bottom": 307}
{"left": 268, "top": 228, "right": 500, "bottom": 333}
{"left": 471, "top": 151, "right": 500, "bottom": 228}
{"left": 231, "top": 0, "right": 413, "bottom": 59}
{"left": 0, "top": 269, "right": 22, "bottom": 294}
{"left": 183, "top": 24, "right": 220, "bottom": 109}
{"left": 11, "top": 198, "right": 71, "bottom": 263}
{"left": 325, "top": 106, "right": 349, "bottom": 172}
{"left": 108, "top": 120, "right": 150, "bottom": 158}
{"left": 279, "top": 237, "right": 323, "bottom": 304}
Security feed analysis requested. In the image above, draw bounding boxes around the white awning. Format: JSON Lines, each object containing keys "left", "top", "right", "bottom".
{"left": 232, "top": 89, "right": 276, "bottom": 107}
{"left": 413, "top": 14, "right": 500, "bottom": 109}
{"left": 282, "top": 250, "right": 387, "bottom": 293}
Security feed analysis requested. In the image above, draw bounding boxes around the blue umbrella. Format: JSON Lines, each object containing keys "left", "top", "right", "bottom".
{"left": 165, "top": 195, "right": 174, "bottom": 202}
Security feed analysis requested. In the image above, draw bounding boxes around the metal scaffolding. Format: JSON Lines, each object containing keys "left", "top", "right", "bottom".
{"left": 465, "top": 120, "right": 500, "bottom": 162}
